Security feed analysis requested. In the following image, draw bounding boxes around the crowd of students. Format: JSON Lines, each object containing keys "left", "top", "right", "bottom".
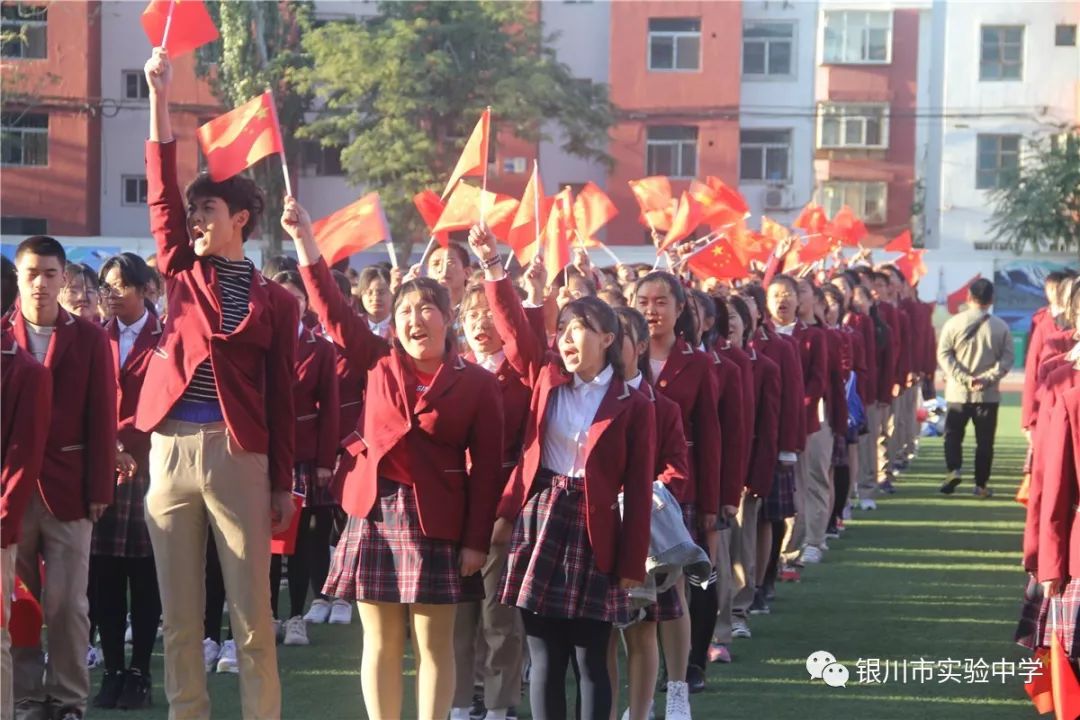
{"left": 1, "top": 46, "right": 1074, "bottom": 720}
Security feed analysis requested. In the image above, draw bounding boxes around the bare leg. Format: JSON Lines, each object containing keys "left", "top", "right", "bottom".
{"left": 357, "top": 601, "right": 407, "bottom": 720}
{"left": 623, "top": 622, "right": 659, "bottom": 720}
{"left": 411, "top": 603, "right": 459, "bottom": 720}
{"left": 658, "top": 583, "right": 690, "bottom": 682}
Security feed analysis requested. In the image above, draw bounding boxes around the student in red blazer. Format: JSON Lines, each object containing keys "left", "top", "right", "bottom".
{"left": 473, "top": 226, "right": 653, "bottom": 720}
{"left": 820, "top": 285, "right": 853, "bottom": 538}
{"left": 266, "top": 272, "right": 340, "bottom": 648}
{"left": 89, "top": 253, "right": 163, "bottom": 710}
{"left": 1022, "top": 274, "right": 1070, "bottom": 431}
{"left": 633, "top": 271, "right": 722, "bottom": 693}
{"left": 137, "top": 50, "right": 297, "bottom": 720}
{"left": 286, "top": 202, "right": 503, "bottom": 720}
{"left": 11, "top": 236, "right": 116, "bottom": 718}
{"left": 851, "top": 283, "right": 886, "bottom": 509}
{"left": 870, "top": 271, "right": 902, "bottom": 492}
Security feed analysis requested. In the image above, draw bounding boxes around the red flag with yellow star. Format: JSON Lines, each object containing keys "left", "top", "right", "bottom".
{"left": 826, "top": 205, "right": 869, "bottom": 247}
{"left": 413, "top": 189, "right": 450, "bottom": 247}
{"left": 196, "top": 92, "right": 283, "bottom": 182}
{"left": 432, "top": 182, "right": 518, "bottom": 241}
{"left": 894, "top": 248, "right": 928, "bottom": 286}
{"left": 793, "top": 203, "right": 828, "bottom": 235}
{"left": 687, "top": 236, "right": 748, "bottom": 281}
{"left": 884, "top": 229, "right": 913, "bottom": 253}
{"left": 312, "top": 192, "right": 391, "bottom": 265}
{"left": 628, "top": 176, "right": 674, "bottom": 233}
{"left": 141, "top": 0, "right": 219, "bottom": 58}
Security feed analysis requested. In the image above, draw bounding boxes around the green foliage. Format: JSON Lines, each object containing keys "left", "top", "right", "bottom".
{"left": 295, "top": 1, "right": 615, "bottom": 251}
{"left": 987, "top": 131, "right": 1080, "bottom": 256}
{"left": 195, "top": 1, "right": 315, "bottom": 250}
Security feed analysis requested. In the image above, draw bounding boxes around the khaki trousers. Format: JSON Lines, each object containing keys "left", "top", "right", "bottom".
{"left": 145, "top": 420, "right": 280, "bottom": 720}
{"left": 901, "top": 386, "right": 919, "bottom": 458}
{"left": 857, "top": 403, "right": 882, "bottom": 500}
{"left": 784, "top": 424, "right": 833, "bottom": 555}
{"left": 730, "top": 494, "right": 759, "bottom": 619}
{"left": 712, "top": 524, "right": 735, "bottom": 644}
{"left": 2, "top": 544, "right": 16, "bottom": 720}
{"left": 877, "top": 401, "right": 896, "bottom": 484}
{"left": 451, "top": 541, "right": 523, "bottom": 711}
{"left": 13, "top": 494, "right": 92, "bottom": 712}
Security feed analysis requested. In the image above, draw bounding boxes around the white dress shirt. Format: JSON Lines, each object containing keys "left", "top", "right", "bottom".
{"left": 541, "top": 364, "right": 614, "bottom": 477}
{"left": 649, "top": 358, "right": 666, "bottom": 381}
{"left": 24, "top": 320, "right": 54, "bottom": 364}
{"left": 626, "top": 373, "right": 643, "bottom": 390}
{"left": 367, "top": 316, "right": 391, "bottom": 339}
{"left": 774, "top": 321, "right": 796, "bottom": 336}
{"left": 475, "top": 349, "right": 506, "bottom": 374}
{"left": 117, "top": 311, "right": 150, "bottom": 367}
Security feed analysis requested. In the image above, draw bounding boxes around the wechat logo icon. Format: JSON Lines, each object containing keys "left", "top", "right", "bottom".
{"left": 806, "top": 650, "right": 849, "bottom": 688}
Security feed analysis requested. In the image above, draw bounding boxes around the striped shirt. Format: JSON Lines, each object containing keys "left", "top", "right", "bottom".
{"left": 181, "top": 256, "right": 254, "bottom": 404}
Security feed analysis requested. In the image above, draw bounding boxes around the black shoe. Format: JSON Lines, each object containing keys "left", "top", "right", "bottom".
{"left": 939, "top": 476, "right": 961, "bottom": 495}
{"left": 825, "top": 523, "right": 840, "bottom": 539}
{"left": 469, "top": 688, "right": 486, "bottom": 720}
{"left": 749, "top": 587, "right": 771, "bottom": 615}
{"left": 117, "top": 669, "right": 152, "bottom": 710}
{"left": 54, "top": 706, "right": 83, "bottom": 720}
{"left": 763, "top": 583, "right": 776, "bottom": 602}
{"left": 93, "top": 670, "right": 125, "bottom": 709}
{"left": 686, "top": 664, "right": 706, "bottom": 694}
{"left": 507, "top": 708, "right": 517, "bottom": 720}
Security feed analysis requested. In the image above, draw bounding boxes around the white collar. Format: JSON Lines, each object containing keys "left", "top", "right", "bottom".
{"left": 573, "top": 363, "right": 614, "bottom": 391}
{"left": 774, "top": 321, "right": 797, "bottom": 336}
{"left": 118, "top": 310, "right": 149, "bottom": 336}
{"left": 626, "top": 372, "right": 643, "bottom": 390}
{"left": 476, "top": 348, "right": 505, "bottom": 370}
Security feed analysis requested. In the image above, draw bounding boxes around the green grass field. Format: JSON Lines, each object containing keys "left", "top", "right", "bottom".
{"left": 95, "top": 396, "right": 1038, "bottom": 719}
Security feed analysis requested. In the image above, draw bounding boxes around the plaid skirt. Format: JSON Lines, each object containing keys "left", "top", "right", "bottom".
{"left": 91, "top": 472, "right": 152, "bottom": 558}
{"left": 1029, "top": 579, "right": 1080, "bottom": 658}
{"left": 760, "top": 464, "right": 796, "bottom": 522}
{"left": 641, "top": 585, "right": 684, "bottom": 622}
{"left": 1015, "top": 576, "right": 1046, "bottom": 650}
{"left": 321, "top": 478, "right": 482, "bottom": 605}
{"left": 293, "top": 461, "right": 335, "bottom": 507}
{"left": 832, "top": 434, "right": 850, "bottom": 468}
{"left": 499, "top": 470, "right": 632, "bottom": 625}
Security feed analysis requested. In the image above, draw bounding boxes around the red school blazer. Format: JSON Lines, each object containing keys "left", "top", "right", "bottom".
{"left": 844, "top": 311, "right": 877, "bottom": 407}
{"left": 137, "top": 141, "right": 298, "bottom": 492}
{"left": 786, "top": 321, "right": 828, "bottom": 436}
{"left": 486, "top": 276, "right": 655, "bottom": 582}
{"left": 749, "top": 326, "right": 804, "bottom": 456}
{"left": 716, "top": 341, "right": 755, "bottom": 476}
{"left": 637, "top": 380, "right": 690, "bottom": 503}
{"left": 900, "top": 298, "right": 922, "bottom": 382}
{"left": 709, "top": 350, "right": 746, "bottom": 510}
{"left": 11, "top": 307, "right": 116, "bottom": 521}
{"left": 1, "top": 330, "right": 52, "bottom": 547}
{"left": 294, "top": 328, "right": 340, "bottom": 471}
{"left": 106, "top": 312, "right": 162, "bottom": 471}
{"left": 875, "top": 302, "right": 901, "bottom": 401}
{"left": 825, "top": 327, "right": 849, "bottom": 438}
{"left": 300, "top": 258, "right": 504, "bottom": 553}
{"left": 1037, "top": 381, "right": 1080, "bottom": 583}
{"left": 745, "top": 348, "right": 781, "bottom": 499}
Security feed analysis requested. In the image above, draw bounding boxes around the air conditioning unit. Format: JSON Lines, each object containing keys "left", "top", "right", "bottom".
{"left": 502, "top": 157, "right": 527, "bottom": 174}
{"left": 762, "top": 185, "right": 792, "bottom": 210}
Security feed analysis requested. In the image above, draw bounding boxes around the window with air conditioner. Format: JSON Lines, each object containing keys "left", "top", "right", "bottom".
{"left": 980, "top": 26, "right": 1023, "bottom": 80}
{"left": 1, "top": 111, "right": 48, "bottom": 166}
{"left": 818, "top": 103, "right": 889, "bottom": 150}
{"left": 975, "top": 134, "right": 1021, "bottom": 189}
{"left": 646, "top": 126, "right": 697, "bottom": 178}
{"left": 823, "top": 11, "right": 891, "bottom": 64}
{"left": 820, "top": 181, "right": 887, "bottom": 224}
{"left": 648, "top": 18, "right": 701, "bottom": 71}
{"left": 739, "top": 129, "right": 791, "bottom": 182}
{"left": 1, "top": 5, "right": 47, "bottom": 59}
{"left": 742, "top": 21, "right": 795, "bottom": 78}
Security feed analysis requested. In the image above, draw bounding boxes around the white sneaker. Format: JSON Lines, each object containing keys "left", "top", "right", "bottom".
{"left": 859, "top": 498, "right": 877, "bottom": 511}
{"left": 328, "top": 599, "right": 353, "bottom": 624}
{"left": 86, "top": 645, "right": 103, "bottom": 669}
{"left": 731, "top": 618, "right": 752, "bottom": 639}
{"left": 665, "top": 680, "right": 692, "bottom": 720}
{"left": 303, "top": 598, "right": 331, "bottom": 624}
{"left": 216, "top": 639, "right": 239, "bottom": 673}
{"left": 819, "top": 540, "right": 830, "bottom": 552}
{"left": 283, "top": 616, "right": 309, "bottom": 646}
{"left": 449, "top": 709, "right": 471, "bottom": 720}
{"left": 202, "top": 638, "right": 221, "bottom": 672}
{"left": 801, "top": 545, "right": 823, "bottom": 564}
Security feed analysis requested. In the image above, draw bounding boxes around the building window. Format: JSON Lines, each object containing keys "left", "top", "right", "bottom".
{"left": 648, "top": 18, "right": 701, "bottom": 71}
{"left": 818, "top": 103, "right": 889, "bottom": 150}
{"left": 822, "top": 11, "right": 891, "bottom": 64}
{"left": 742, "top": 21, "right": 794, "bottom": 77}
{"left": 299, "top": 141, "right": 344, "bottom": 177}
{"left": 975, "top": 134, "right": 1020, "bottom": 190}
{"left": 1, "top": 112, "right": 48, "bottom": 166}
{"left": 646, "top": 126, "right": 697, "bottom": 178}
{"left": 0, "top": 216, "right": 46, "bottom": 235}
{"left": 1, "top": 5, "right": 46, "bottom": 59}
{"left": 980, "top": 26, "right": 1023, "bottom": 80}
{"left": 821, "top": 182, "right": 887, "bottom": 224}
{"left": 1055, "top": 24, "right": 1076, "bottom": 47}
{"left": 122, "top": 176, "right": 148, "bottom": 206}
{"left": 123, "top": 70, "right": 150, "bottom": 100}
{"left": 739, "top": 129, "right": 791, "bottom": 182}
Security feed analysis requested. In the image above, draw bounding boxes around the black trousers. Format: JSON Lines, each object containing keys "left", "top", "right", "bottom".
{"left": 269, "top": 506, "right": 334, "bottom": 619}
{"left": 943, "top": 402, "right": 999, "bottom": 488}
{"left": 831, "top": 465, "right": 851, "bottom": 526}
{"left": 88, "top": 554, "right": 161, "bottom": 674}
{"left": 523, "top": 613, "right": 612, "bottom": 720}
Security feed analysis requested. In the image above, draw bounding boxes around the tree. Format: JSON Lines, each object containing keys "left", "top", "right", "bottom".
{"left": 195, "top": 1, "right": 314, "bottom": 252}
{"left": 987, "top": 130, "right": 1080, "bottom": 256}
{"left": 295, "top": 1, "right": 614, "bottom": 255}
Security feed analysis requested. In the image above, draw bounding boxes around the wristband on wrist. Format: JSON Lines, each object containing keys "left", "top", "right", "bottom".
{"left": 479, "top": 254, "right": 502, "bottom": 271}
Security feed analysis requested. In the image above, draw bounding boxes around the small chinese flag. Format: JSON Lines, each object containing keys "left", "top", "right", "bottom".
{"left": 687, "top": 236, "right": 748, "bottom": 282}
{"left": 141, "top": 0, "right": 219, "bottom": 58}
{"left": 689, "top": 177, "right": 748, "bottom": 231}
{"left": 884, "top": 229, "right": 913, "bottom": 253}
{"left": 442, "top": 108, "right": 490, "bottom": 200}
{"left": 542, "top": 187, "right": 574, "bottom": 279}
{"left": 196, "top": 92, "right": 283, "bottom": 182}
{"left": 1025, "top": 648, "right": 1054, "bottom": 714}
{"left": 1051, "top": 625, "right": 1080, "bottom": 720}
{"left": 312, "top": 192, "right": 391, "bottom": 266}
{"left": 797, "top": 233, "right": 835, "bottom": 266}
{"left": 433, "top": 182, "right": 518, "bottom": 241}
{"left": 628, "top": 176, "right": 674, "bottom": 233}
{"left": 793, "top": 203, "right": 828, "bottom": 236}
{"left": 894, "top": 249, "right": 928, "bottom": 286}
{"left": 508, "top": 165, "right": 555, "bottom": 265}
{"left": 730, "top": 228, "right": 774, "bottom": 267}
{"left": 413, "top": 190, "right": 449, "bottom": 247}
{"left": 659, "top": 191, "right": 704, "bottom": 252}
{"left": 572, "top": 182, "right": 618, "bottom": 241}
{"left": 946, "top": 273, "right": 982, "bottom": 314}
{"left": 826, "top": 205, "right": 869, "bottom": 247}
{"left": 9, "top": 576, "right": 43, "bottom": 648}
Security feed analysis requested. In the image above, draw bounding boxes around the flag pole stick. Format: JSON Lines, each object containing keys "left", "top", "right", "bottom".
{"left": 385, "top": 240, "right": 399, "bottom": 269}
{"left": 479, "top": 106, "right": 491, "bottom": 228}
{"left": 596, "top": 240, "right": 621, "bottom": 266}
{"left": 161, "top": 0, "right": 176, "bottom": 49}
{"left": 418, "top": 235, "right": 438, "bottom": 272}
{"left": 264, "top": 89, "right": 293, "bottom": 198}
